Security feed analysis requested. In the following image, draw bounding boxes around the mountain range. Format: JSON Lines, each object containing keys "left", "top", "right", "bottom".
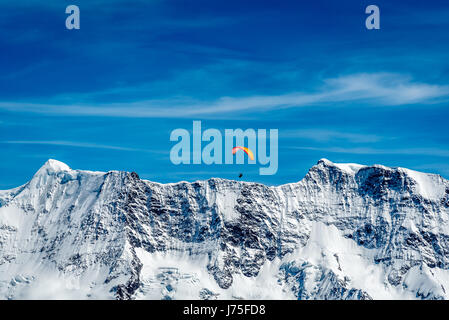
{"left": 1, "top": 158, "right": 449, "bottom": 300}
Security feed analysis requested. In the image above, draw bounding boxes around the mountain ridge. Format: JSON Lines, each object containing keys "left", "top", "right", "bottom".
{"left": 11, "top": 157, "right": 448, "bottom": 190}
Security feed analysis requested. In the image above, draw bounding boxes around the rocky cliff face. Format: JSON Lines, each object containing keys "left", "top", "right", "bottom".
{"left": 1, "top": 159, "right": 449, "bottom": 300}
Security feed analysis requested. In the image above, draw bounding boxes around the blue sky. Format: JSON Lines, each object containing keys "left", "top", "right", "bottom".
{"left": 1, "top": 0, "right": 449, "bottom": 188}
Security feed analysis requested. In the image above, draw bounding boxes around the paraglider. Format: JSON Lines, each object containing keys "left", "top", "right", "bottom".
{"left": 233, "top": 147, "right": 253, "bottom": 179}
{"left": 231, "top": 146, "right": 254, "bottom": 161}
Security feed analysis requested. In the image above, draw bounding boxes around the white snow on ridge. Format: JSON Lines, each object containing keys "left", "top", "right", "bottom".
{"left": 333, "top": 163, "right": 366, "bottom": 174}
{"left": 316, "top": 159, "right": 446, "bottom": 200}
{"left": 402, "top": 168, "right": 446, "bottom": 200}
{"left": 318, "top": 158, "right": 368, "bottom": 174}
{"left": 286, "top": 222, "right": 414, "bottom": 300}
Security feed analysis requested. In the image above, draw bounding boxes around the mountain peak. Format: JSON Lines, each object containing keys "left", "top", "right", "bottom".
{"left": 39, "top": 159, "right": 71, "bottom": 173}
{"left": 316, "top": 158, "right": 366, "bottom": 174}
{"left": 317, "top": 158, "right": 333, "bottom": 166}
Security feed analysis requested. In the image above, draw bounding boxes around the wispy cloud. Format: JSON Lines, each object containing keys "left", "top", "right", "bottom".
{"left": 282, "top": 129, "right": 383, "bottom": 143}
{"left": 1, "top": 73, "right": 448, "bottom": 118}
{"left": 291, "top": 146, "right": 449, "bottom": 157}
{"left": 1, "top": 140, "right": 163, "bottom": 153}
{"left": 412, "top": 163, "right": 449, "bottom": 176}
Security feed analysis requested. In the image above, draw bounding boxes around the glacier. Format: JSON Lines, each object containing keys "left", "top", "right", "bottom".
{"left": 1, "top": 158, "right": 449, "bottom": 300}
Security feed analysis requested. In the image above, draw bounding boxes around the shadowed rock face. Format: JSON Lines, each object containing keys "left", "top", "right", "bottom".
{"left": 1, "top": 159, "right": 449, "bottom": 300}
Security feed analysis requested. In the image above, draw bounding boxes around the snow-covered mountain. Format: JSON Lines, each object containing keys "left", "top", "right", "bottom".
{"left": 1, "top": 158, "right": 449, "bottom": 300}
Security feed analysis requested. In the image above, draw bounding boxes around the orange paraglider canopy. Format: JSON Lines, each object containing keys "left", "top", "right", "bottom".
{"left": 232, "top": 146, "right": 255, "bottom": 161}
